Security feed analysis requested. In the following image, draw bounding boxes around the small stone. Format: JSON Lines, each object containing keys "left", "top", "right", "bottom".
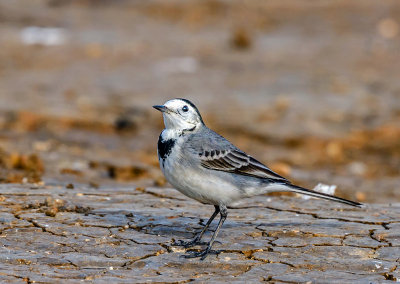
{"left": 66, "top": 183, "right": 74, "bottom": 189}
{"left": 230, "top": 28, "right": 252, "bottom": 50}
{"left": 45, "top": 208, "right": 57, "bottom": 217}
{"left": 154, "top": 176, "right": 167, "bottom": 187}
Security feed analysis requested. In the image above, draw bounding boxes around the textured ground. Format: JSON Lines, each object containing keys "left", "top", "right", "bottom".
{"left": 0, "top": 184, "right": 399, "bottom": 283}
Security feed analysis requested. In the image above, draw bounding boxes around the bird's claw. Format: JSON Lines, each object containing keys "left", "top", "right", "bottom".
{"left": 183, "top": 248, "right": 212, "bottom": 260}
{"left": 171, "top": 238, "right": 205, "bottom": 248}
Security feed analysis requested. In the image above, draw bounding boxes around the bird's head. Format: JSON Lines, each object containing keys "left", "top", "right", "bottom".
{"left": 153, "top": 98, "right": 204, "bottom": 131}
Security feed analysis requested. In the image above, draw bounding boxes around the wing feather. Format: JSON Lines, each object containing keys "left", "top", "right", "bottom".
{"left": 200, "top": 149, "right": 288, "bottom": 181}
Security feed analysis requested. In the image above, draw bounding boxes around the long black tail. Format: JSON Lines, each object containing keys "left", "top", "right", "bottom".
{"left": 286, "top": 184, "right": 362, "bottom": 207}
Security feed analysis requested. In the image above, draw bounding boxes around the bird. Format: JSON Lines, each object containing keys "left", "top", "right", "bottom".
{"left": 153, "top": 98, "right": 362, "bottom": 260}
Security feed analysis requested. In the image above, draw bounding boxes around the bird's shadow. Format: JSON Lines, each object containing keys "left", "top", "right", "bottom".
{"left": 94, "top": 208, "right": 346, "bottom": 242}
{"left": 93, "top": 208, "right": 250, "bottom": 239}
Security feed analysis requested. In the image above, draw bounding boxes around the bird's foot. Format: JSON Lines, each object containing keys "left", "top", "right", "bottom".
{"left": 183, "top": 248, "right": 216, "bottom": 260}
{"left": 171, "top": 238, "right": 206, "bottom": 248}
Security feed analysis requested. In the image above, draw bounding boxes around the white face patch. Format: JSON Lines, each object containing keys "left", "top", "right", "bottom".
{"left": 161, "top": 99, "right": 203, "bottom": 130}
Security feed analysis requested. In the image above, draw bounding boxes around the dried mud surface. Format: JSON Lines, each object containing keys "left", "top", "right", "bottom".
{"left": 0, "top": 184, "right": 399, "bottom": 283}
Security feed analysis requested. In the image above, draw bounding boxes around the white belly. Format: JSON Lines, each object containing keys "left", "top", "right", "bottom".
{"left": 159, "top": 148, "right": 243, "bottom": 206}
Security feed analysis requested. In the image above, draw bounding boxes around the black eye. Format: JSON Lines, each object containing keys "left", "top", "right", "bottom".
{"left": 182, "top": 105, "right": 189, "bottom": 112}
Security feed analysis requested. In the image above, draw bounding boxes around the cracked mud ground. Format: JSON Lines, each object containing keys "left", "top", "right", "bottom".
{"left": 0, "top": 184, "right": 399, "bottom": 283}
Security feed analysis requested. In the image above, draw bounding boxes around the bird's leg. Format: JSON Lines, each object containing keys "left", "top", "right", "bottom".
{"left": 172, "top": 205, "right": 220, "bottom": 248}
{"left": 184, "top": 205, "right": 228, "bottom": 260}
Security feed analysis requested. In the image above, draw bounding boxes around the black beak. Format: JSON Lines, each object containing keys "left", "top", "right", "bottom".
{"left": 153, "top": 105, "right": 168, "bottom": 112}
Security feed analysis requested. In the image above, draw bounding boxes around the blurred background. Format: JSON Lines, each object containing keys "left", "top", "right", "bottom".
{"left": 0, "top": 0, "right": 399, "bottom": 203}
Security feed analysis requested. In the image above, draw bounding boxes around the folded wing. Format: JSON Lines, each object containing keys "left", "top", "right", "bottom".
{"left": 200, "top": 149, "right": 288, "bottom": 181}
